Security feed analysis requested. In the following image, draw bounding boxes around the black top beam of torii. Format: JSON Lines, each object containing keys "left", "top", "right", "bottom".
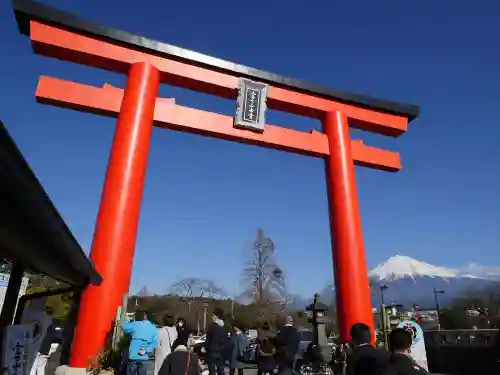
{"left": 12, "top": 0, "right": 420, "bottom": 121}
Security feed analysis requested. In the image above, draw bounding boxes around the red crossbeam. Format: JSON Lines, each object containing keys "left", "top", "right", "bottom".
{"left": 35, "top": 76, "right": 401, "bottom": 171}
{"left": 29, "top": 21, "right": 408, "bottom": 137}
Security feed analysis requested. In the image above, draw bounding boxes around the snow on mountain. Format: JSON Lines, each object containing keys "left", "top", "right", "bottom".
{"left": 368, "top": 255, "right": 498, "bottom": 308}
{"left": 368, "top": 255, "right": 462, "bottom": 281}
{"left": 309, "top": 255, "right": 499, "bottom": 310}
{"left": 368, "top": 255, "right": 497, "bottom": 281}
{"left": 285, "top": 256, "right": 500, "bottom": 310}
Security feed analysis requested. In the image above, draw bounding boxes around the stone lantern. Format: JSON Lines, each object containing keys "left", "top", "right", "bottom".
{"left": 306, "top": 293, "right": 331, "bottom": 362}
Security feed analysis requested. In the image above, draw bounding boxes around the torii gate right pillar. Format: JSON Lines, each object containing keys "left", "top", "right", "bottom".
{"left": 323, "top": 111, "right": 373, "bottom": 341}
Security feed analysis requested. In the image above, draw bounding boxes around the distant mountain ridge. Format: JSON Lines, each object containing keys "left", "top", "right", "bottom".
{"left": 368, "top": 255, "right": 489, "bottom": 281}
{"left": 368, "top": 255, "right": 499, "bottom": 308}
{"left": 289, "top": 255, "right": 500, "bottom": 311}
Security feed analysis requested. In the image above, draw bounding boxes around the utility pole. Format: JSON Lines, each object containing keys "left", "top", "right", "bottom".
{"left": 203, "top": 301, "right": 209, "bottom": 332}
{"left": 380, "top": 284, "right": 389, "bottom": 349}
{"left": 433, "top": 288, "right": 444, "bottom": 330}
{"left": 197, "top": 313, "right": 200, "bottom": 335}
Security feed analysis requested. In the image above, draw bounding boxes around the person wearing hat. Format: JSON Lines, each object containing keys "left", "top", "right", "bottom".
{"left": 205, "top": 308, "right": 230, "bottom": 375}
{"left": 122, "top": 310, "right": 159, "bottom": 375}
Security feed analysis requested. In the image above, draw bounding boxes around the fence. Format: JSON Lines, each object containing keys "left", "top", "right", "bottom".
{"left": 424, "top": 329, "right": 499, "bottom": 374}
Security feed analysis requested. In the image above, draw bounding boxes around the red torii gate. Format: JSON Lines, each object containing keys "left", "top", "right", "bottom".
{"left": 12, "top": 0, "right": 419, "bottom": 367}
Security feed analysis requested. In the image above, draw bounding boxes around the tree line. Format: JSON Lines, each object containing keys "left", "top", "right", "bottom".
{"left": 8, "top": 227, "right": 500, "bottom": 332}
{"left": 439, "top": 284, "right": 500, "bottom": 330}
{"left": 14, "top": 228, "right": 314, "bottom": 329}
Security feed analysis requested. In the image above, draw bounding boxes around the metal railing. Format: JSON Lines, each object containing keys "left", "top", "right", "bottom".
{"left": 424, "top": 329, "right": 498, "bottom": 347}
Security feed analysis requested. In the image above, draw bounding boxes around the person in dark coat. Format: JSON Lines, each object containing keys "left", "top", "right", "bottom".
{"left": 228, "top": 323, "right": 249, "bottom": 375}
{"left": 385, "top": 329, "right": 428, "bottom": 374}
{"left": 274, "top": 316, "right": 300, "bottom": 372}
{"left": 172, "top": 317, "right": 190, "bottom": 350}
{"left": 205, "top": 308, "right": 230, "bottom": 375}
{"left": 159, "top": 345, "right": 200, "bottom": 375}
{"left": 346, "top": 323, "right": 388, "bottom": 375}
{"left": 256, "top": 322, "right": 276, "bottom": 375}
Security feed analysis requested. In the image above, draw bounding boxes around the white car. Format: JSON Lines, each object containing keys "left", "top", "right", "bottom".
{"left": 192, "top": 334, "right": 206, "bottom": 345}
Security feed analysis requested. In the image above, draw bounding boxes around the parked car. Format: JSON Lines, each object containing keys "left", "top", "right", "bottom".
{"left": 192, "top": 334, "right": 206, "bottom": 345}
{"left": 242, "top": 337, "right": 258, "bottom": 363}
{"left": 246, "top": 329, "right": 258, "bottom": 340}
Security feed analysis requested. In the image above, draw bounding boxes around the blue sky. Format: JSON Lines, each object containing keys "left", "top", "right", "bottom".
{"left": 1, "top": 0, "right": 499, "bottom": 297}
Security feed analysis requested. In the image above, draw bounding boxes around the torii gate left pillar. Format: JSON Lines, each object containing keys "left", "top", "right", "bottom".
{"left": 12, "top": 0, "right": 419, "bottom": 367}
{"left": 70, "top": 62, "right": 160, "bottom": 364}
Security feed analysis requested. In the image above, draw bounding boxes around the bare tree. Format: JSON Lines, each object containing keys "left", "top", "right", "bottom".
{"left": 168, "top": 278, "right": 225, "bottom": 312}
{"left": 201, "top": 280, "right": 226, "bottom": 298}
{"left": 242, "top": 228, "right": 286, "bottom": 305}
{"left": 278, "top": 293, "right": 294, "bottom": 312}
{"left": 169, "top": 278, "right": 202, "bottom": 299}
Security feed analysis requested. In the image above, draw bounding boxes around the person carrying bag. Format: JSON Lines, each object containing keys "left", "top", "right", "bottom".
{"left": 155, "top": 314, "right": 178, "bottom": 375}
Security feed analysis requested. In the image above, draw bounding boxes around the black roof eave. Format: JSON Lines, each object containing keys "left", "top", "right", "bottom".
{"left": 0, "top": 119, "right": 102, "bottom": 287}
{"left": 12, "top": 0, "right": 420, "bottom": 121}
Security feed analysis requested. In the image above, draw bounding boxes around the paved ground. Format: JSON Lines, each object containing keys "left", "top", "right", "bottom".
{"left": 47, "top": 356, "right": 448, "bottom": 375}
{"left": 236, "top": 367, "right": 448, "bottom": 375}
{"left": 230, "top": 367, "right": 445, "bottom": 375}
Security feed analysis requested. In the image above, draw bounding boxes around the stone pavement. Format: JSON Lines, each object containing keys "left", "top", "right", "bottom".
{"left": 229, "top": 368, "right": 447, "bottom": 375}
{"left": 47, "top": 356, "right": 448, "bottom": 375}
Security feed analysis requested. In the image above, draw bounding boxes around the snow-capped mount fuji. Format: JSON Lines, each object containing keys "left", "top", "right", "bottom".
{"left": 369, "top": 255, "right": 468, "bottom": 281}
{"left": 368, "top": 255, "right": 498, "bottom": 308}
{"left": 303, "top": 256, "right": 500, "bottom": 310}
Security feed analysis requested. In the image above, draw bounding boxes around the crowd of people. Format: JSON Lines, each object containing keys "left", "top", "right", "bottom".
{"left": 119, "top": 308, "right": 303, "bottom": 375}
{"left": 342, "top": 323, "right": 428, "bottom": 375}
{"left": 120, "top": 309, "right": 429, "bottom": 375}
{"left": 120, "top": 308, "right": 242, "bottom": 375}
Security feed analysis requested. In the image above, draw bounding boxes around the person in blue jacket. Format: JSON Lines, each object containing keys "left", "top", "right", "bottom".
{"left": 122, "top": 310, "right": 159, "bottom": 375}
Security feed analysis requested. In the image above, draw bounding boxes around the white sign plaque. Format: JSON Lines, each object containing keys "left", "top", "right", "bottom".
{"left": 234, "top": 78, "right": 268, "bottom": 133}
